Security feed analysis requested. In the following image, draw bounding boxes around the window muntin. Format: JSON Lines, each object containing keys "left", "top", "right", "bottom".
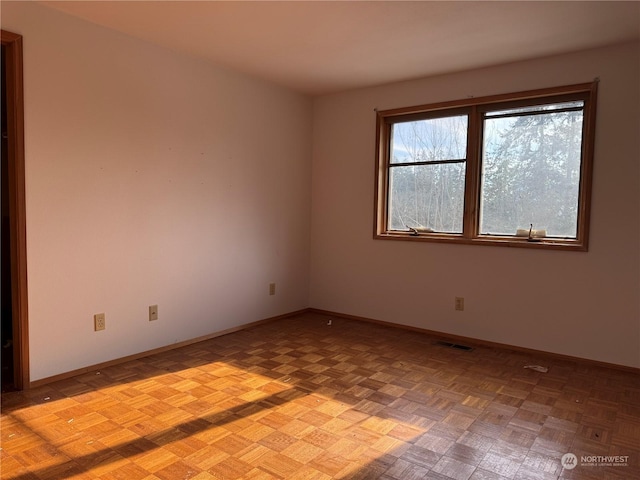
{"left": 374, "top": 83, "right": 597, "bottom": 250}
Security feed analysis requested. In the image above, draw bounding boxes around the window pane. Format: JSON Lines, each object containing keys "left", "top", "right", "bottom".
{"left": 391, "top": 115, "right": 468, "bottom": 164}
{"left": 480, "top": 108, "right": 584, "bottom": 237}
{"left": 389, "top": 163, "right": 465, "bottom": 233}
{"left": 486, "top": 101, "right": 584, "bottom": 117}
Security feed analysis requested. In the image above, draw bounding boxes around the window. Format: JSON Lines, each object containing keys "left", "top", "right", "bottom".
{"left": 374, "top": 82, "right": 597, "bottom": 250}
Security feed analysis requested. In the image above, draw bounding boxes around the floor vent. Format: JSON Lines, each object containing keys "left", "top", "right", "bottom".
{"left": 434, "top": 340, "right": 473, "bottom": 351}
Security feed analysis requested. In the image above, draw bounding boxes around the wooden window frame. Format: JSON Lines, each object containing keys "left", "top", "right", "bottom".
{"left": 374, "top": 82, "right": 598, "bottom": 251}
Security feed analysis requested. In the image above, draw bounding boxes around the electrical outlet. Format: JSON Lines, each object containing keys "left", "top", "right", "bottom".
{"left": 455, "top": 297, "right": 464, "bottom": 311}
{"left": 269, "top": 283, "right": 276, "bottom": 295}
{"left": 149, "top": 305, "right": 158, "bottom": 321}
{"left": 94, "top": 313, "right": 106, "bottom": 331}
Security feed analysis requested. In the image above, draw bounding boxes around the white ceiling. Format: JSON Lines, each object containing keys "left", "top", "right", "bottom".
{"left": 39, "top": 0, "right": 640, "bottom": 96}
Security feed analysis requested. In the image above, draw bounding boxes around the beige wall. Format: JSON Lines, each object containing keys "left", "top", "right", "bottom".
{"left": 3, "top": 2, "right": 313, "bottom": 381}
{"left": 310, "top": 42, "right": 640, "bottom": 368}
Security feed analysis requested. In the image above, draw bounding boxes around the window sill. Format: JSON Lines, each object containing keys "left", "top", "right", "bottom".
{"left": 374, "top": 232, "right": 587, "bottom": 251}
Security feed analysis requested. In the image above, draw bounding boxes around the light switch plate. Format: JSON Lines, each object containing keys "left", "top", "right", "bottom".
{"left": 149, "top": 305, "right": 159, "bottom": 321}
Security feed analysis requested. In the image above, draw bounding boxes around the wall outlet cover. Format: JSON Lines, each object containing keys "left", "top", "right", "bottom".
{"left": 94, "top": 313, "right": 106, "bottom": 331}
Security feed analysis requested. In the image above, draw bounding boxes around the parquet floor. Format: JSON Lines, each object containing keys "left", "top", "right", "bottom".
{"left": 1, "top": 312, "right": 639, "bottom": 480}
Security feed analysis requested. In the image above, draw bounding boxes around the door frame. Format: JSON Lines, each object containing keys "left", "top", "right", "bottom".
{"left": 2, "top": 29, "right": 29, "bottom": 390}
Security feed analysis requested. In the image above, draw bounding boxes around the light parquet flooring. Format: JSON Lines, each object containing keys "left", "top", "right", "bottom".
{"left": 1, "top": 312, "right": 639, "bottom": 480}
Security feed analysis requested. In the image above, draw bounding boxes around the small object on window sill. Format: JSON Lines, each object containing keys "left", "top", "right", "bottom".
{"left": 516, "top": 225, "right": 546, "bottom": 241}
{"left": 524, "top": 364, "right": 549, "bottom": 373}
{"left": 407, "top": 226, "right": 434, "bottom": 235}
